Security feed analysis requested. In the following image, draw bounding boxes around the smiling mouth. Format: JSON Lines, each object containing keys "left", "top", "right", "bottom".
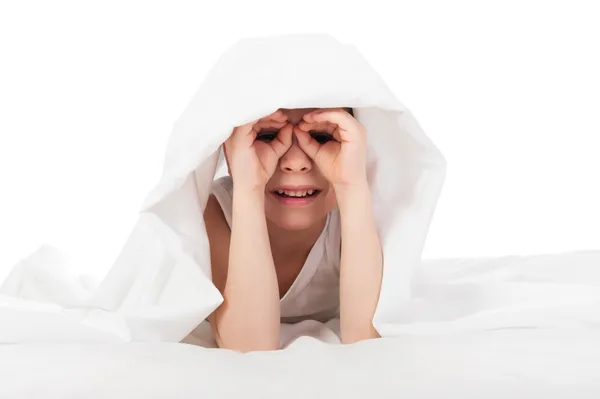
{"left": 271, "top": 189, "right": 321, "bottom": 198}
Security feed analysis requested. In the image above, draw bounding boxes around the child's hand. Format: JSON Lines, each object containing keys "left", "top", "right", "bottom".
{"left": 294, "top": 108, "right": 368, "bottom": 189}
{"left": 224, "top": 109, "right": 292, "bottom": 192}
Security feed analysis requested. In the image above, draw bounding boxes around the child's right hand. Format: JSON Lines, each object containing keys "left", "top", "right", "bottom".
{"left": 224, "top": 109, "right": 292, "bottom": 192}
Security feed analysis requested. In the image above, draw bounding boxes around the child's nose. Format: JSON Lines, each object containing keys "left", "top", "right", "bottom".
{"left": 279, "top": 136, "right": 312, "bottom": 173}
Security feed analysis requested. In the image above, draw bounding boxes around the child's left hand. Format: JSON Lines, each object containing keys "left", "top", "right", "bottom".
{"left": 294, "top": 108, "right": 368, "bottom": 189}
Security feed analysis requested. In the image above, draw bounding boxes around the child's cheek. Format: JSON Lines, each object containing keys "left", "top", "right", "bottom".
{"left": 323, "top": 185, "right": 338, "bottom": 210}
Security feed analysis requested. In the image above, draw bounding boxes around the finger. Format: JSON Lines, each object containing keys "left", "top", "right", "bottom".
{"left": 297, "top": 120, "right": 336, "bottom": 135}
{"left": 262, "top": 109, "right": 288, "bottom": 123}
{"left": 303, "top": 109, "right": 350, "bottom": 126}
{"left": 303, "top": 110, "right": 360, "bottom": 141}
{"left": 298, "top": 120, "right": 341, "bottom": 143}
{"left": 252, "top": 140, "right": 276, "bottom": 170}
{"left": 253, "top": 119, "right": 288, "bottom": 131}
{"left": 298, "top": 119, "right": 333, "bottom": 129}
{"left": 249, "top": 120, "right": 287, "bottom": 145}
{"left": 293, "top": 126, "right": 320, "bottom": 159}
{"left": 229, "top": 123, "right": 256, "bottom": 148}
{"left": 236, "top": 110, "right": 285, "bottom": 138}
{"left": 271, "top": 123, "right": 293, "bottom": 157}
{"left": 238, "top": 109, "right": 285, "bottom": 129}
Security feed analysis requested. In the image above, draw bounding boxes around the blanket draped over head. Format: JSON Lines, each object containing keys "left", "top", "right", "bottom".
{"left": 0, "top": 33, "right": 446, "bottom": 343}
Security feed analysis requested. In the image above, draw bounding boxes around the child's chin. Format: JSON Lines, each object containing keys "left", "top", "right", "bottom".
{"left": 268, "top": 213, "right": 321, "bottom": 231}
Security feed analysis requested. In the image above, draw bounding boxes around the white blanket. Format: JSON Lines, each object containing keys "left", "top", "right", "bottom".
{"left": 3, "top": 330, "right": 600, "bottom": 398}
{"left": 2, "top": 252, "right": 600, "bottom": 397}
{"left": 1, "top": 33, "right": 448, "bottom": 343}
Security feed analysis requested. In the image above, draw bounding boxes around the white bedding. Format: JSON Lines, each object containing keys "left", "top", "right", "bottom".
{"left": 2, "top": 250, "right": 599, "bottom": 398}
{"left": 2, "top": 330, "right": 599, "bottom": 399}
{"left": 1, "top": 33, "right": 598, "bottom": 397}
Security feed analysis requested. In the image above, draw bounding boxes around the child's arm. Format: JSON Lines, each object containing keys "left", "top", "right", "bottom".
{"left": 336, "top": 183, "right": 383, "bottom": 344}
{"left": 294, "top": 108, "right": 383, "bottom": 344}
{"left": 204, "top": 191, "right": 281, "bottom": 352}
{"left": 205, "top": 110, "right": 292, "bottom": 352}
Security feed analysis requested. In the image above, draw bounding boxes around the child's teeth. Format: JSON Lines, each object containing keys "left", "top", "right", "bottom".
{"left": 281, "top": 190, "right": 312, "bottom": 197}
{"left": 277, "top": 189, "right": 319, "bottom": 197}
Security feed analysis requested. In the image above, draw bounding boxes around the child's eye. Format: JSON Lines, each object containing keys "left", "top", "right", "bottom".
{"left": 310, "top": 131, "right": 334, "bottom": 144}
{"left": 256, "top": 130, "right": 278, "bottom": 143}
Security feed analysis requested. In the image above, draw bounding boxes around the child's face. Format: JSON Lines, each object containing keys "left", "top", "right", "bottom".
{"left": 263, "top": 108, "right": 338, "bottom": 231}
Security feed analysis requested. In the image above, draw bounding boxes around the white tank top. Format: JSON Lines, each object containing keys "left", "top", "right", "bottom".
{"left": 211, "top": 176, "right": 341, "bottom": 324}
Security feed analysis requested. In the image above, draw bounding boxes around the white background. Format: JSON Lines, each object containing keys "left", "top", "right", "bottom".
{"left": 1, "top": 0, "right": 598, "bottom": 280}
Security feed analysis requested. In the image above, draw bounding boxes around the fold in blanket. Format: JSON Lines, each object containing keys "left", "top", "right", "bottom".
{"left": 1, "top": 33, "right": 447, "bottom": 343}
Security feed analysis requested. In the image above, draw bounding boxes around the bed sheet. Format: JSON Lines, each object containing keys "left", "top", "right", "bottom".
{"left": 1, "top": 250, "right": 599, "bottom": 398}
{"left": 1, "top": 330, "right": 599, "bottom": 399}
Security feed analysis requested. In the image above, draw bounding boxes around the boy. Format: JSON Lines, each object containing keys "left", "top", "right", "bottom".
{"left": 203, "top": 107, "right": 383, "bottom": 352}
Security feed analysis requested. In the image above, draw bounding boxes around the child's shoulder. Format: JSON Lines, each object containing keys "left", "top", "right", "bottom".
{"left": 208, "top": 175, "right": 233, "bottom": 227}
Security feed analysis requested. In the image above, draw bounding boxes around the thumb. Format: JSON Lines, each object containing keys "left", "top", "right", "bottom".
{"left": 270, "top": 123, "right": 293, "bottom": 158}
{"left": 294, "top": 127, "right": 320, "bottom": 160}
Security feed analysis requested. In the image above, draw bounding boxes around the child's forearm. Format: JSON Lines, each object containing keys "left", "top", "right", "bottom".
{"left": 213, "top": 188, "right": 281, "bottom": 352}
{"left": 336, "top": 182, "right": 383, "bottom": 344}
